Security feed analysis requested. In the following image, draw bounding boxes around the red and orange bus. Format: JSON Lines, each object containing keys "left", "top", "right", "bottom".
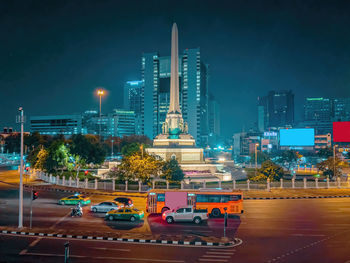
{"left": 146, "top": 189, "right": 243, "bottom": 217}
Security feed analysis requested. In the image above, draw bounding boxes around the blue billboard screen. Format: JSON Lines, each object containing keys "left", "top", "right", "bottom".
{"left": 280, "top": 128, "right": 315, "bottom": 146}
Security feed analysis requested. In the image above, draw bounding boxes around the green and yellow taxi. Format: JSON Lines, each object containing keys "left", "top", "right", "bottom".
{"left": 58, "top": 194, "right": 91, "bottom": 206}
{"left": 105, "top": 207, "right": 144, "bottom": 222}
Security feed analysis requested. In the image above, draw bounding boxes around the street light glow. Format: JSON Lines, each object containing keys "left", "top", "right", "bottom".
{"left": 97, "top": 89, "right": 104, "bottom": 96}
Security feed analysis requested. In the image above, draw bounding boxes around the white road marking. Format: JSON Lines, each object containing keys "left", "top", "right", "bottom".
{"left": 209, "top": 249, "right": 236, "bottom": 252}
{"left": 291, "top": 234, "right": 326, "bottom": 237}
{"left": 198, "top": 259, "right": 228, "bottom": 262}
{"left": 205, "top": 251, "right": 235, "bottom": 255}
{"left": 19, "top": 210, "right": 71, "bottom": 256}
{"left": 202, "top": 255, "right": 231, "bottom": 258}
{"left": 49, "top": 211, "right": 72, "bottom": 229}
{"left": 92, "top": 247, "right": 131, "bottom": 252}
{"left": 19, "top": 237, "right": 42, "bottom": 255}
{"left": 21, "top": 252, "right": 185, "bottom": 262}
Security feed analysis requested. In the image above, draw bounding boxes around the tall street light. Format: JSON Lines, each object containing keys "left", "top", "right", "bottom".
{"left": 333, "top": 144, "right": 338, "bottom": 179}
{"left": 97, "top": 89, "right": 104, "bottom": 139}
{"left": 18, "top": 107, "right": 24, "bottom": 228}
{"left": 255, "top": 143, "right": 259, "bottom": 178}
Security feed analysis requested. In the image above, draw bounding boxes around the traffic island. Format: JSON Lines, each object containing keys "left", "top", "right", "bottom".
{"left": 0, "top": 226, "right": 241, "bottom": 248}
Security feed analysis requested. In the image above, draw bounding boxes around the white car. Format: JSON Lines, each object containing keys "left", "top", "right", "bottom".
{"left": 162, "top": 206, "right": 208, "bottom": 224}
{"left": 91, "top": 201, "right": 123, "bottom": 213}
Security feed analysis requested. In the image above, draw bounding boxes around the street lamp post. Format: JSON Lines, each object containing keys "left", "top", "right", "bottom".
{"left": 333, "top": 144, "right": 338, "bottom": 179}
{"left": 18, "top": 107, "right": 24, "bottom": 228}
{"left": 111, "top": 139, "right": 114, "bottom": 158}
{"left": 97, "top": 89, "right": 104, "bottom": 140}
{"left": 255, "top": 143, "right": 259, "bottom": 178}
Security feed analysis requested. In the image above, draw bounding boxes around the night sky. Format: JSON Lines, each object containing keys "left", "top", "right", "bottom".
{"left": 1, "top": 0, "right": 350, "bottom": 138}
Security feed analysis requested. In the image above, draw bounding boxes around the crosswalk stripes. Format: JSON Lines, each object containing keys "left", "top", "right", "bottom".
{"left": 197, "top": 248, "right": 236, "bottom": 262}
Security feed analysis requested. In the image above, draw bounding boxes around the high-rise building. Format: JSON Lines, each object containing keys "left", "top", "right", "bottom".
{"left": 257, "top": 96, "right": 268, "bottom": 132}
{"left": 123, "top": 81, "right": 143, "bottom": 115}
{"left": 208, "top": 94, "right": 220, "bottom": 145}
{"left": 304, "top": 97, "right": 332, "bottom": 121}
{"left": 299, "top": 97, "right": 350, "bottom": 135}
{"left": 111, "top": 109, "right": 136, "bottom": 137}
{"left": 333, "top": 98, "right": 350, "bottom": 121}
{"left": 30, "top": 115, "right": 83, "bottom": 136}
{"left": 142, "top": 48, "right": 209, "bottom": 145}
{"left": 257, "top": 90, "right": 294, "bottom": 130}
{"left": 123, "top": 80, "right": 143, "bottom": 135}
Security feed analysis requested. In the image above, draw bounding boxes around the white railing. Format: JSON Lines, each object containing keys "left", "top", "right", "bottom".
{"left": 34, "top": 170, "right": 350, "bottom": 192}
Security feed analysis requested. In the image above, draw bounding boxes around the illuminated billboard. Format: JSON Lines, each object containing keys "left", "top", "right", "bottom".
{"left": 280, "top": 128, "right": 315, "bottom": 146}
{"left": 333, "top": 122, "right": 350, "bottom": 143}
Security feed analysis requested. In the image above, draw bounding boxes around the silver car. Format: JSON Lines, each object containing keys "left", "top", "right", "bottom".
{"left": 91, "top": 201, "right": 122, "bottom": 213}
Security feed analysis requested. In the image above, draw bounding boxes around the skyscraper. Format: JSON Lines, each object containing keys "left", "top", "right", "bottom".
{"left": 258, "top": 90, "right": 294, "bottom": 130}
{"left": 333, "top": 98, "right": 350, "bottom": 121}
{"left": 142, "top": 47, "right": 209, "bottom": 145}
{"left": 208, "top": 93, "right": 220, "bottom": 144}
{"left": 124, "top": 80, "right": 143, "bottom": 135}
{"left": 304, "top": 97, "right": 332, "bottom": 122}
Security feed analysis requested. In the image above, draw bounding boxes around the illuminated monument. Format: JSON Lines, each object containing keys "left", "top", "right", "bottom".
{"left": 147, "top": 23, "right": 204, "bottom": 164}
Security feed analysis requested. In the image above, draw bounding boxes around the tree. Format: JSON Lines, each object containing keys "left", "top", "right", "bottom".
{"left": 116, "top": 152, "right": 162, "bottom": 183}
{"left": 34, "top": 148, "right": 49, "bottom": 171}
{"left": 249, "top": 151, "right": 270, "bottom": 164}
{"left": 121, "top": 142, "right": 141, "bottom": 157}
{"left": 316, "top": 156, "right": 348, "bottom": 179}
{"left": 161, "top": 159, "right": 184, "bottom": 182}
{"left": 70, "top": 134, "right": 106, "bottom": 164}
{"left": 250, "top": 160, "right": 284, "bottom": 181}
{"left": 278, "top": 150, "right": 302, "bottom": 170}
{"left": 73, "top": 155, "right": 86, "bottom": 179}
{"left": 27, "top": 147, "right": 41, "bottom": 167}
{"left": 317, "top": 147, "right": 333, "bottom": 159}
{"left": 45, "top": 141, "right": 69, "bottom": 174}
{"left": 4, "top": 134, "right": 21, "bottom": 153}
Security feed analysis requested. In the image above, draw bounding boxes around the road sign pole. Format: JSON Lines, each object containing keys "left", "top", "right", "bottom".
{"left": 18, "top": 107, "right": 24, "bottom": 229}
{"left": 64, "top": 242, "right": 70, "bottom": 263}
{"left": 224, "top": 207, "right": 228, "bottom": 238}
{"left": 30, "top": 188, "right": 33, "bottom": 229}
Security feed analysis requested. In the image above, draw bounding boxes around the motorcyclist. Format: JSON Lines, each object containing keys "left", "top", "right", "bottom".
{"left": 71, "top": 203, "right": 83, "bottom": 217}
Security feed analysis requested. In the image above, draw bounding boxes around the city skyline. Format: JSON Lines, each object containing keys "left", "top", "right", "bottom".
{"left": 2, "top": 1, "right": 350, "bottom": 138}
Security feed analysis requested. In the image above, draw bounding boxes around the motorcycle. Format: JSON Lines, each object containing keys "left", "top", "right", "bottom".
{"left": 71, "top": 207, "right": 83, "bottom": 217}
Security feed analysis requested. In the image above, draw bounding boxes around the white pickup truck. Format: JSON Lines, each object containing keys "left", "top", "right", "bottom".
{"left": 162, "top": 206, "right": 208, "bottom": 224}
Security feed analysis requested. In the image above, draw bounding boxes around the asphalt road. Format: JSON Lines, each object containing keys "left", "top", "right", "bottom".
{"left": 1, "top": 171, "right": 350, "bottom": 262}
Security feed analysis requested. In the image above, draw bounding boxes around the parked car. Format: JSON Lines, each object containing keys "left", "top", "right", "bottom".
{"left": 162, "top": 206, "right": 208, "bottom": 224}
{"left": 113, "top": 197, "right": 133, "bottom": 207}
{"left": 105, "top": 207, "right": 144, "bottom": 222}
{"left": 59, "top": 194, "right": 91, "bottom": 206}
{"left": 91, "top": 201, "right": 122, "bottom": 213}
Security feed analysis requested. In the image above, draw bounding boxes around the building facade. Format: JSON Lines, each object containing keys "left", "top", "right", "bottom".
{"left": 142, "top": 48, "right": 209, "bottom": 146}
{"left": 257, "top": 90, "right": 294, "bottom": 130}
{"left": 30, "top": 115, "right": 83, "bottom": 136}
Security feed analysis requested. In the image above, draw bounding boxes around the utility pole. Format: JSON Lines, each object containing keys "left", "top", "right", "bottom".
{"left": 333, "top": 144, "right": 337, "bottom": 179}
{"left": 18, "top": 107, "right": 24, "bottom": 228}
{"left": 255, "top": 143, "right": 259, "bottom": 178}
{"left": 97, "top": 89, "right": 104, "bottom": 141}
{"left": 111, "top": 139, "right": 114, "bottom": 158}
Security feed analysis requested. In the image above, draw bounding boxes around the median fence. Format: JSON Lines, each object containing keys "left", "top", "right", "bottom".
{"left": 34, "top": 171, "right": 350, "bottom": 192}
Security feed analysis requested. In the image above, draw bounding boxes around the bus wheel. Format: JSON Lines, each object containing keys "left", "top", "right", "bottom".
{"left": 161, "top": 207, "right": 169, "bottom": 214}
{"left": 211, "top": 208, "right": 221, "bottom": 217}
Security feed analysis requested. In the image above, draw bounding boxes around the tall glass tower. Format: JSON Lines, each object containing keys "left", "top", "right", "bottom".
{"left": 142, "top": 48, "right": 209, "bottom": 146}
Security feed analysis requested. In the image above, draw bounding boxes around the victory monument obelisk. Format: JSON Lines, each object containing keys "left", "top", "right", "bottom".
{"left": 147, "top": 23, "right": 204, "bottom": 164}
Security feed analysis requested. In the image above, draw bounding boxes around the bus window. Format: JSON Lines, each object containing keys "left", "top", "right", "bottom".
{"left": 196, "top": 194, "right": 209, "bottom": 203}
{"left": 157, "top": 193, "right": 165, "bottom": 202}
{"left": 208, "top": 195, "right": 221, "bottom": 203}
{"left": 221, "top": 195, "right": 230, "bottom": 203}
{"left": 229, "top": 195, "right": 242, "bottom": 201}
